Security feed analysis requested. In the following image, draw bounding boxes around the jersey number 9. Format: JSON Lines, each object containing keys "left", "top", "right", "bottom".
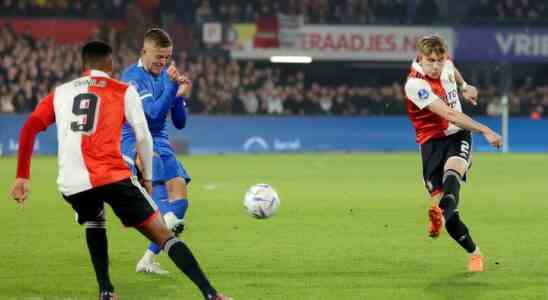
{"left": 71, "top": 93, "right": 99, "bottom": 133}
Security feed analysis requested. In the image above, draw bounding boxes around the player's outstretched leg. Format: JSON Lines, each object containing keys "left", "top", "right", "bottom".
{"left": 429, "top": 168, "right": 463, "bottom": 238}
{"left": 438, "top": 169, "right": 461, "bottom": 222}
{"left": 136, "top": 215, "right": 233, "bottom": 300}
{"left": 445, "top": 212, "right": 484, "bottom": 272}
{"left": 137, "top": 183, "right": 170, "bottom": 274}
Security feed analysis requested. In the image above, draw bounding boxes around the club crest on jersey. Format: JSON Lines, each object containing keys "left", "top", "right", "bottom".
{"left": 418, "top": 89, "right": 429, "bottom": 100}
{"left": 448, "top": 74, "right": 455, "bottom": 83}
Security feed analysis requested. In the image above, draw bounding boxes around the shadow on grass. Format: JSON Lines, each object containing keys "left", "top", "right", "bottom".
{"left": 424, "top": 272, "right": 495, "bottom": 300}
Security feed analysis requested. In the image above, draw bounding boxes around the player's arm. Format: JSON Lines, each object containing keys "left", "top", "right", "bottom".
{"left": 170, "top": 96, "right": 187, "bottom": 129}
{"left": 121, "top": 72, "right": 178, "bottom": 122}
{"left": 405, "top": 78, "right": 501, "bottom": 148}
{"left": 11, "top": 93, "right": 56, "bottom": 203}
{"left": 124, "top": 85, "right": 154, "bottom": 194}
{"left": 170, "top": 75, "right": 192, "bottom": 129}
{"left": 454, "top": 67, "right": 477, "bottom": 105}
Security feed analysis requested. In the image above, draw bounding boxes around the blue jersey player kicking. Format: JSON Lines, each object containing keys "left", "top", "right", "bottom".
{"left": 121, "top": 28, "right": 191, "bottom": 274}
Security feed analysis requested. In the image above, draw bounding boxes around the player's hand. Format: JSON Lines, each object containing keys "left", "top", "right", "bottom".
{"left": 462, "top": 85, "right": 478, "bottom": 106}
{"left": 166, "top": 62, "right": 180, "bottom": 82}
{"left": 483, "top": 130, "right": 502, "bottom": 149}
{"left": 176, "top": 74, "right": 192, "bottom": 98}
{"left": 10, "top": 178, "right": 30, "bottom": 204}
{"left": 142, "top": 179, "right": 153, "bottom": 195}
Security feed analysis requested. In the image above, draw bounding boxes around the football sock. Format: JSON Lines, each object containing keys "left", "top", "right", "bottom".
{"left": 163, "top": 237, "right": 217, "bottom": 299}
{"left": 152, "top": 183, "right": 170, "bottom": 213}
{"left": 439, "top": 169, "right": 461, "bottom": 222}
{"left": 445, "top": 212, "right": 477, "bottom": 253}
{"left": 146, "top": 184, "right": 169, "bottom": 255}
{"left": 170, "top": 198, "right": 189, "bottom": 219}
{"left": 85, "top": 227, "right": 114, "bottom": 293}
{"left": 147, "top": 242, "right": 162, "bottom": 255}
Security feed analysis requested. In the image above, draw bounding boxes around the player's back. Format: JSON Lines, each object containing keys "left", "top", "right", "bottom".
{"left": 53, "top": 70, "right": 132, "bottom": 195}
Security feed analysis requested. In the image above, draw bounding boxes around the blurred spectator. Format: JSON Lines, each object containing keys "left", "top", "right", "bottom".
{"left": 1, "top": 20, "right": 547, "bottom": 117}
{"left": 0, "top": 0, "right": 129, "bottom": 19}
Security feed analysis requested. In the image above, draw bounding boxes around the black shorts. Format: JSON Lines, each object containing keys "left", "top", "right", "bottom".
{"left": 420, "top": 130, "right": 472, "bottom": 196}
{"left": 63, "top": 177, "right": 158, "bottom": 227}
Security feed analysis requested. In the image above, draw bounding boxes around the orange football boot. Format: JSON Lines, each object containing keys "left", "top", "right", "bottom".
{"left": 428, "top": 204, "right": 444, "bottom": 238}
{"left": 468, "top": 254, "right": 484, "bottom": 272}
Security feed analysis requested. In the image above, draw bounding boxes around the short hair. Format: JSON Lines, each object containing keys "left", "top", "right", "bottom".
{"left": 81, "top": 41, "right": 112, "bottom": 69}
{"left": 143, "top": 28, "right": 172, "bottom": 48}
{"left": 416, "top": 35, "right": 447, "bottom": 56}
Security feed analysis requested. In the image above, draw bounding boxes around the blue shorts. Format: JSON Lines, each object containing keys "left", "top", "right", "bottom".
{"left": 121, "top": 142, "right": 191, "bottom": 185}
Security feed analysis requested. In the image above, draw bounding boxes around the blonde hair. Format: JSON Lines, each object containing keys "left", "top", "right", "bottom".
{"left": 416, "top": 35, "right": 447, "bottom": 56}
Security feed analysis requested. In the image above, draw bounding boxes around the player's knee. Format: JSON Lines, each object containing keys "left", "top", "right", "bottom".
{"left": 167, "top": 177, "right": 187, "bottom": 199}
{"left": 445, "top": 157, "right": 467, "bottom": 176}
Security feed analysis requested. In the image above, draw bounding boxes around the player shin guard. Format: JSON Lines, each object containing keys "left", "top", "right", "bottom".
{"left": 163, "top": 237, "right": 217, "bottom": 299}
{"left": 445, "top": 212, "right": 477, "bottom": 253}
{"left": 85, "top": 226, "right": 114, "bottom": 293}
{"left": 170, "top": 198, "right": 189, "bottom": 219}
{"left": 439, "top": 169, "right": 461, "bottom": 222}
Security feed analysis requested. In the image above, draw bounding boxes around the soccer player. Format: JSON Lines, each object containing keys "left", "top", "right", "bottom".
{"left": 120, "top": 28, "right": 191, "bottom": 274}
{"left": 404, "top": 35, "right": 502, "bottom": 272}
{"left": 9, "top": 41, "right": 232, "bottom": 300}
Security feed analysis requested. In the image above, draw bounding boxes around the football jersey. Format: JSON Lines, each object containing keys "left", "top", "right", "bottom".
{"left": 120, "top": 59, "right": 178, "bottom": 148}
{"left": 405, "top": 59, "right": 463, "bottom": 144}
{"left": 30, "top": 70, "right": 147, "bottom": 195}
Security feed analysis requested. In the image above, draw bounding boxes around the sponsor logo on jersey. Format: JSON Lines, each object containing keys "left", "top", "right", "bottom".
{"left": 418, "top": 89, "right": 429, "bottom": 100}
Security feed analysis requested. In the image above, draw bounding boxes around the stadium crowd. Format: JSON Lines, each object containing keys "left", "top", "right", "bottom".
{"left": 170, "top": 0, "right": 545, "bottom": 25}
{"left": 0, "top": 0, "right": 128, "bottom": 19}
{"left": 1, "top": 23, "right": 547, "bottom": 118}
{"left": 470, "top": 0, "right": 548, "bottom": 24}
{"left": 0, "top": 0, "right": 547, "bottom": 117}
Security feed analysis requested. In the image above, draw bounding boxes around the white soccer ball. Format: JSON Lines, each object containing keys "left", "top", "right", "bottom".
{"left": 244, "top": 183, "right": 280, "bottom": 219}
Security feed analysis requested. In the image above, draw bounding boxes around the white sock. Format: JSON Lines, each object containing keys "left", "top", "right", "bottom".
{"left": 142, "top": 249, "right": 156, "bottom": 263}
{"left": 163, "top": 212, "right": 179, "bottom": 230}
{"left": 471, "top": 246, "right": 481, "bottom": 256}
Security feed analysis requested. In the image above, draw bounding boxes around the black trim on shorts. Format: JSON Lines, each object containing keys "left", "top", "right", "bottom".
{"left": 63, "top": 178, "right": 157, "bottom": 227}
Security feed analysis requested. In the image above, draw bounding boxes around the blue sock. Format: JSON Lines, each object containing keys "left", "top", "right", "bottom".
{"left": 148, "top": 242, "right": 162, "bottom": 255}
{"left": 152, "top": 184, "right": 170, "bottom": 214}
{"left": 147, "top": 184, "right": 169, "bottom": 255}
{"left": 170, "top": 198, "right": 189, "bottom": 219}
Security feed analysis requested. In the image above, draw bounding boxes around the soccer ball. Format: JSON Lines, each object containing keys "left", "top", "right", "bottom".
{"left": 243, "top": 183, "right": 280, "bottom": 219}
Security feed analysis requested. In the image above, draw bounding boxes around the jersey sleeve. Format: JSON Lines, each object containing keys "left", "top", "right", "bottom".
{"left": 170, "top": 96, "right": 187, "bottom": 129}
{"left": 121, "top": 70, "right": 177, "bottom": 121}
{"left": 31, "top": 92, "right": 55, "bottom": 127}
{"left": 405, "top": 78, "right": 439, "bottom": 110}
{"left": 124, "top": 85, "right": 147, "bottom": 127}
{"left": 16, "top": 93, "right": 55, "bottom": 179}
{"left": 121, "top": 71, "right": 153, "bottom": 102}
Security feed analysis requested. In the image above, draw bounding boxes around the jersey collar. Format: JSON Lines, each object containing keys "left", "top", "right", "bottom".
{"left": 83, "top": 69, "right": 111, "bottom": 78}
{"left": 411, "top": 59, "right": 425, "bottom": 75}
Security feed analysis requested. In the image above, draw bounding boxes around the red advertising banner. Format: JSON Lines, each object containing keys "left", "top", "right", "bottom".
{"left": 0, "top": 17, "right": 126, "bottom": 44}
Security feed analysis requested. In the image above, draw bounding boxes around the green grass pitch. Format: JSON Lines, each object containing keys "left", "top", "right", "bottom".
{"left": 1, "top": 153, "right": 547, "bottom": 300}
